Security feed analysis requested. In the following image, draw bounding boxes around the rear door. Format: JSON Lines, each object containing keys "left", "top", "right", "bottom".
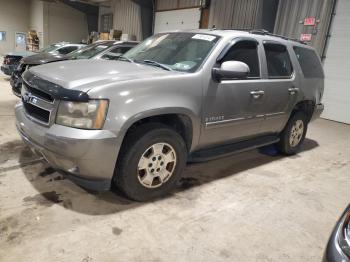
{"left": 259, "top": 42, "right": 298, "bottom": 134}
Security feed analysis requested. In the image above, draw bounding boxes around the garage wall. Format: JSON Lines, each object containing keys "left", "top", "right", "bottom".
{"left": 29, "top": 0, "right": 45, "bottom": 49}
{"left": 208, "top": 0, "right": 260, "bottom": 29}
{"left": 322, "top": 0, "right": 350, "bottom": 124}
{"left": 274, "top": 0, "right": 334, "bottom": 56}
{"left": 155, "top": 0, "right": 201, "bottom": 11}
{"left": 0, "top": 0, "right": 30, "bottom": 55}
{"left": 45, "top": 1, "right": 89, "bottom": 45}
{"left": 110, "top": 0, "right": 142, "bottom": 40}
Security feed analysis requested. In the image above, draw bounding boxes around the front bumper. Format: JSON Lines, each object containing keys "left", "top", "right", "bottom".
{"left": 311, "top": 103, "right": 324, "bottom": 122}
{"left": 323, "top": 205, "right": 350, "bottom": 262}
{"left": 15, "top": 102, "right": 120, "bottom": 191}
{"left": 10, "top": 71, "right": 22, "bottom": 97}
{"left": 1, "top": 64, "right": 14, "bottom": 75}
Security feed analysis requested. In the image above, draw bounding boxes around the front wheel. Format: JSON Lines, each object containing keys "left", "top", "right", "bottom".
{"left": 277, "top": 112, "right": 308, "bottom": 155}
{"left": 114, "top": 123, "right": 187, "bottom": 201}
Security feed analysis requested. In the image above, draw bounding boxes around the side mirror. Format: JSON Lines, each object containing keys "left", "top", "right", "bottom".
{"left": 212, "top": 61, "right": 250, "bottom": 82}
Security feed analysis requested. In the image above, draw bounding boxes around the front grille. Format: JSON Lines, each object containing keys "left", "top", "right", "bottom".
{"left": 23, "top": 101, "right": 50, "bottom": 123}
{"left": 23, "top": 82, "right": 54, "bottom": 102}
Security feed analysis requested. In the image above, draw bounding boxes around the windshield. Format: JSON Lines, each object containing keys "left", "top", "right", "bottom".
{"left": 69, "top": 42, "right": 114, "bottom": 59}
{"left": 122, "top": 32, "right": 219, "bottom": 72}
{"left": 39, "top": 44, "right": 62, "bottom": 53}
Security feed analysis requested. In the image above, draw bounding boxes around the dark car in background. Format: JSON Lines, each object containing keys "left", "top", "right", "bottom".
{"left": 323, "top": 205, "right": 350, "bottom": 262}
{"left": 10, "top": 40, "right": 138, "bottom": 96}
{"left": 1, "top": 51, "right": 35, "bottom": 76}
{"left": 1, "top": 42, "right": 85, "bottom": 77}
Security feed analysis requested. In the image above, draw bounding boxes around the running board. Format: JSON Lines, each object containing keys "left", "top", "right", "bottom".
{"left": 188, "top": 135, "right": 280, "bottom": 163}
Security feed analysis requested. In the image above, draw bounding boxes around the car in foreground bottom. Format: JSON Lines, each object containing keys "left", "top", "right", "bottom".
{"left": 323, "top": 205, "right": 350, "bottom": 262}
{"left": 15, "top": 29, "right": 324, "bottom": 201}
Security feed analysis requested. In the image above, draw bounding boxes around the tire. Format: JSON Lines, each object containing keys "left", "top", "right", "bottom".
{"left": 114, "top": 123, "right": 187, "bottom": 201}
{"left": 277, "top": 111, "right": 308, "bottom": 155}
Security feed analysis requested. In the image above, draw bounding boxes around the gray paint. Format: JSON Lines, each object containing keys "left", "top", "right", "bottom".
{"left": 15, "top": 29, "right": 324, "bottom": 188}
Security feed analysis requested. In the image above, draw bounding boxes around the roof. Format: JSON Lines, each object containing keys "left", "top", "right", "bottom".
{"left": 160, "top": 28, "right": 310, "bottom": 48}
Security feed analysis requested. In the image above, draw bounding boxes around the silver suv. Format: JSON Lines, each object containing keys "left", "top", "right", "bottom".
{"left": 15, "top": 29, "right": 324, "bottom": 201}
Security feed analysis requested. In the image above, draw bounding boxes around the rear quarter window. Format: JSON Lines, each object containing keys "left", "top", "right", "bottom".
{"left": 293, "top": 46, "right": 324, "bottom": 78}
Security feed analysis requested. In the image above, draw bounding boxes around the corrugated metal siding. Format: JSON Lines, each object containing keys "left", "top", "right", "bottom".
{"left": 111, "top": 0, "right": 142, "bottom": 40}
{"left": 156, "top": 0, "right": 201, "bottom": 11}
{"left": 274, "top": 0, "right": 334, "bottom": 55}
{"left": 208, "top": 0, "right": 260, "bottom": 29}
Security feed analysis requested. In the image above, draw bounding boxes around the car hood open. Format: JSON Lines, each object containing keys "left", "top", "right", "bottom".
{"left": 29, "top": 59, "right": 177, "bottom": 92}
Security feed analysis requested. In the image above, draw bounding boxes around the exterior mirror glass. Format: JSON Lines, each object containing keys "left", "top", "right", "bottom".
{"left": 212, "top": 61, "right": 250, "bottom": 81}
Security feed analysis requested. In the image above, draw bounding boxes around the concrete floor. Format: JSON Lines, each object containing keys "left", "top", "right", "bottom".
{"left": 0, "top": 72, "right": 349, "bottom": 262}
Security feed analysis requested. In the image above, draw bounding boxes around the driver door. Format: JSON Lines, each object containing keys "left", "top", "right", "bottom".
{"left": 199, "top": 39, "right": 266, "bottom": 148}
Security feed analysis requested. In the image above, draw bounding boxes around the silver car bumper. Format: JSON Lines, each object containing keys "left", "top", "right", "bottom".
{"left": 15, "top": 102, "right": 120, "bottom": 190}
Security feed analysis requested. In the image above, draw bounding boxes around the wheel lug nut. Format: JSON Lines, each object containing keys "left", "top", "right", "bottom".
{"left": 156, "top": 168, "right": 160, "bottom": 172}
{"left": 152, "top": 157, "right": 156, "bottom": 161}
{"left": 148, "top": 163, "right": 152, "bottom": 167}
{"left": 160, "top": 162, "right": 164, "bottom": 166}
{"left": 151, "top": 169, "right": 154, "bottom": 173}
{"left": 158, "top": 156, "right": 162, "bottom": 160}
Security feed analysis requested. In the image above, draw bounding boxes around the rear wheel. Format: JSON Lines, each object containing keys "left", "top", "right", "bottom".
{"left": 114, "top": 123, "right": 187, "bottom": 201}
{"left": 277, "top": 111, "right": 308, "bottom": 155}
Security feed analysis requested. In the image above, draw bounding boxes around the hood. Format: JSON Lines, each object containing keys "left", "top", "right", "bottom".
{"left": 22, "top": 52, "right": 68, "bottom": 65}
{"left": 29, "top": 59, "right": 177, "bottom": 92}
{"left": 6, "top": 51, "right": 36, "bottom": 57}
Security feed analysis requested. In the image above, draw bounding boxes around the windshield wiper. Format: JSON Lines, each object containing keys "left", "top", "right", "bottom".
{"left": 142, "top": 60, "right": 173, "bottom": 71}
{"left": 118, "top": 56, "right": 134, "bottom": 63}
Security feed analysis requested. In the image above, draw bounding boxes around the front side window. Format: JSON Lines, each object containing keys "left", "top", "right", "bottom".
{"left": 122, "top": 33, "right": 220, "bottom": 72}
{"left": 221, "top": 40, "right": 260, "bottom": 78}
{"left": 264, "top": 43, "right": 293, "bottom": 78}
{"left": 39, "top": 44, "right": 62, "bottom": 53}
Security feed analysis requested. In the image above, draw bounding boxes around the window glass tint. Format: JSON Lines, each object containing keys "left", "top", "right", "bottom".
{"left": 221, "top": 40, "right": 260, "bottom": 77}
{"left": 101, "top": 46, "right": 132, "bottom": 60}
{"left": 264, "top": 43, "right": 293, "bottom": 78}
{"left": 293, "top": 46, "right": 324, "bottom": 78}
{"left": 57, "top": 46, "right": 78, "bottom": 55}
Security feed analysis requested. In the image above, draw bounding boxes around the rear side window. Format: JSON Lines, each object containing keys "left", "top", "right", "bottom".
{"left": 221, "top": 40, "right": 260, "bottom": 78}
{"left": 293, "top": 46, "right": 324, "bottom": 78}
{"left": 264, "top": 43, "right": 293, "bottom": 78}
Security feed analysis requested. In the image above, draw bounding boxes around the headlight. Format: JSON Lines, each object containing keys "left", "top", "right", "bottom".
{"left": 56, "top": 100, "right": 109, "bottom": 129}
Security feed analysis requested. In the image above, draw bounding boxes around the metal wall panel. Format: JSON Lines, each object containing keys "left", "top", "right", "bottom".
{"left": 208, "top": 0, "right": 260, "bottom": 30}
{"left": 111, "top": 0, "right": 142, "bottom": 40}
{"left": 274, "top": 0, "right": 334, "bottom": 55}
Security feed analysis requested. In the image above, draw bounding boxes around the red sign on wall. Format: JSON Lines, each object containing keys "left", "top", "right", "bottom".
{"left": 300, "top": 34, "right": 312, "bottom": 42}
{"left": 304, "top": 17, "right": 316, "bottom": 26}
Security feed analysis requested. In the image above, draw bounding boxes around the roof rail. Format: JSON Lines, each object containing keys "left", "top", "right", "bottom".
{"left": 249, "top": 29, "right": 307, "bottom": 45}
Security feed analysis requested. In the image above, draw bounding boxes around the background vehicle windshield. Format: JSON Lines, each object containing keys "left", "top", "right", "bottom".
{"left": 123, "top": 32, "right": 219, "bottom": 72}
{"left": 70, "top": 42, "right": 114, "bottom": 59}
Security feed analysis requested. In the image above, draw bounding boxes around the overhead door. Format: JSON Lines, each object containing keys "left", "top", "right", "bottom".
{"left": 154, "top": 8, "right": 201, "bottom": 34}
{"left": 322, "top": 0, "right": 350, "bottom": 124}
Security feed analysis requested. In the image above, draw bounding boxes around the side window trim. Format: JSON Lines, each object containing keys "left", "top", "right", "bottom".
{"left": 215, "top": 37, "right": 261, "bottom": 80}
{"left": 262, "top": 41, "right": 294, "bottom": 79}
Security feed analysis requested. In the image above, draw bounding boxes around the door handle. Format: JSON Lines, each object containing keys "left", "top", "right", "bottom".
{"left": 288, "top": 87, "right": 299, "bottom": 95}
{"left": 250, "top": 90, "right": 265, "bottom": 99}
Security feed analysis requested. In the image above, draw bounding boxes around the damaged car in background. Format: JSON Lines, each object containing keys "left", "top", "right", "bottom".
{"left": 10, "top": 40, "right": 137, "bottom": 96}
